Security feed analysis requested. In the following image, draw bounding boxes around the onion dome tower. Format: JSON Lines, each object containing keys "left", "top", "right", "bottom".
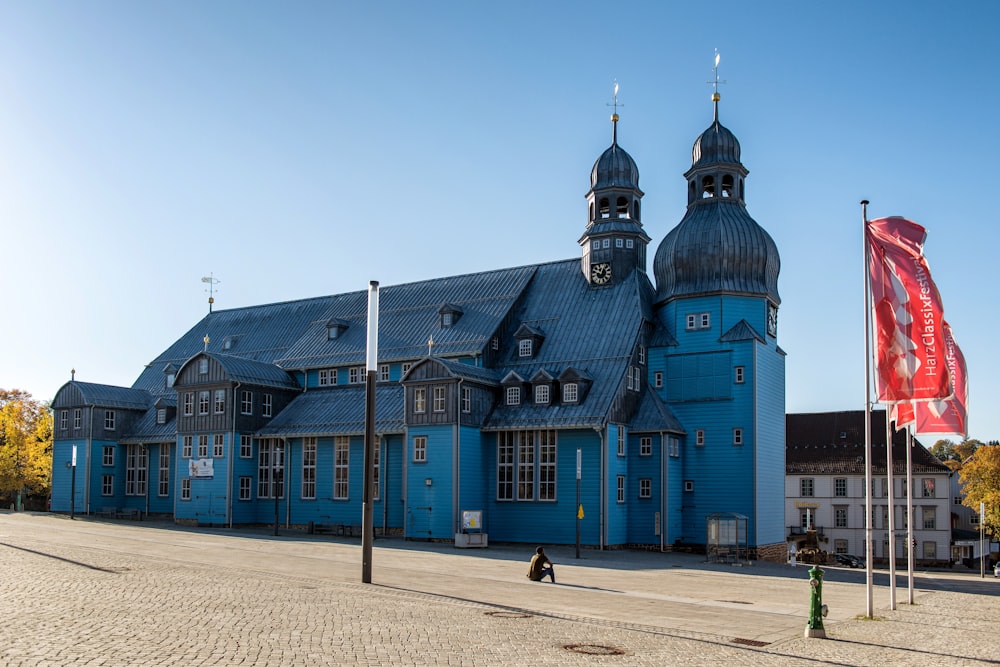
{"left": 580, "top": 85, "right": 651, "bottom": 287}
{"left": 653, "top": 75, "right": 780, "bottom": 317}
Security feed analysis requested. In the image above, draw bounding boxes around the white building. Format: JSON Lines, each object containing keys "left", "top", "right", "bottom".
{"left": 786, "top": 411, "right": 952, "bottom": 565}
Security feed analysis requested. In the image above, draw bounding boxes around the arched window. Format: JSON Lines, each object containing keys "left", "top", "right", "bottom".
{"left": 632, "top": 200, "right": 640, "bottom": 220}
{"left": 616, "top": 196, "right": 629, "bottom": 218}
{"left": 599, "top": 197, "right": 610, "bottom": 218}
{"left": 701, "top": 175, "right": 715, "bottom": 198}
{"left": 721, "top": 175, "right": 734, "bottom": 198}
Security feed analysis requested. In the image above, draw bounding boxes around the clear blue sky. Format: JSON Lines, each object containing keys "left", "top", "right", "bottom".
{"left": 2, "top": 1, "right": 996, "bottom": 443}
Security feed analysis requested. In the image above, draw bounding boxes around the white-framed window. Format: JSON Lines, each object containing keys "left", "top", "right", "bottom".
{"left": 433, "top": 386, "right": 446, "bottom": 412}
{"left": 257, "top": 439, "right": 284, "bottom": 499}
{"left": 833, "top": 478, "right": 847, "bottom": 497}
{"left": 239, "top": 476, "right": 252, "bottom": 501}
{"left": 669, "top": 436, "right": 680, "bottom": 458}
{"left": 73, "top": 408, "right": 82, "bottom": 429}
{"left": 104, "top": 410, "right": 116, "bottom": 430}
{"left": 638, "top": 346, "right": 646, "bottom": 364}
{"left": 102, "top": 474, "right": 114, "bottom": 496}
{"left": 684, "top": 480, "right": 694, "bottom": 492}
{"left": 197, "top": 435, "right": 209, "bottom": 459}
{"left": 640, "top": 436, "right": 652, "bottom": 456}
{"left": 733, "top": 428, "right": 743, "bottom": 446}
{"left": 413, "top": 435, "right": 427, "bottom": 463}
{"left": 198, "top": 358, "right": 208, "bottom": 374}
{"left": 592, "top": 240, "right": 600, "bottom": 249}
{"left": 302, "top": 437, "right": 317, "bottom": 500}
{"left": 103, "top": 445, "right": 115, "bottom": 467}
{"left": 686, "top": 312, "right": 711, "bottom": 330}
{"left": 181, "top": 478, "right": 191, "bottom": 501}
{"left": 414, "top": 388, "right": 426, "bottom": 413}
{"left": 379, "top": 364, "right": 390, "bottom": 382}
{"left": 157, "top": 408, "right": 167, "bottom": 425}
{"left": 491, "top": 337, "right": 499, "bottom": 351}
{"left": 60, "top": 410, "right": 68, "bottom": 430}
{"left": 198, "top": 391, "right": 210, "bottom": 415}
{"left": 213, "top": 433, "right": 224, "bottom": 458}
{"left": 262, "top": 394, "right": 272, "bottom": 418}
{"left": 496, "top": 430, "right": 557, "bottom": 502}
{"left": 182, "top": 435, "right": 192, "bottom": 459}
{"left": 183, "top": 393, "right": 194, "bottom": 416}
{"left": 617, "top": 428, "right": 626, "bottom": 457}
{"left": 506, "top": 386, "right": 521, "bottom": 406}
{"left": 518, "top": 339, "right": 533, "bottom": 358}
{"left": 240, "top": 390, "right": 253, "bottom": 415}
{"left": 351, "top": 367, "right": 365, "bottom": 384}
{"left": 334, "top": 436, "right": 349, "bottom": 500}
{"left": 626, "top": 365, "right": 640, "bottom": 391}
{"left": 654, "top": 371, "right": 663, "bottom": 389}
{"left": 602, "top": 238, "right": 610, "bottom": 248}
{"left": 615, "top": 238, "right": 623, "bottom": 248}
{"left": 461, "top": 387, "right": 471, "bottom": 413}
{"left": 923, "top": 541, "right": 937, "bottom": 560}
{"left": 534, "top": 384, "right": 550, "bottom": 404}
{"left": 240, "top": 434, "right": 252, "bottom": 458}
{"left": 626, "top": 238, "right": 634, "bottom": 248}
{"left": 158, "top": 445, "right": 170, "bottom": 497}
{"left": 923, "top": 507, "right": 936, "bottom": 529}
{"left": 125, "top": 444, "right": 147, "bottom": 496}
{"left": 921, "top": 479, "right": 936, "bottom": 498}
{"left": 734, "top": 366, "right": 744, "bottom": 384}
{"left": 319, "top": 368, "right": 337, "bottom": 386}
{"left": 835, "top": 506, "right": 848, "bottom": 528}
{"left": 562, "top": 383, "right": 578, "bottom": 403}
{"left": 639, "top": 478, "right": 651, "bottom": 499}
{"left": 834, "top": 539, "right": 849, "bottom": 554}
{"left": 402, "top": 362, "right": 412, "bottom": 375}
{"left": 616, "top": 475, "right": 626, "bottom": 503}
{"left": 695, "top": 430, "right": 705, "bottom": 446}
{"left": 800, "top": 478, "right": 815, "bottom": 497}
{"left": 214, "top": 389, "right": 226, "bottom": 414}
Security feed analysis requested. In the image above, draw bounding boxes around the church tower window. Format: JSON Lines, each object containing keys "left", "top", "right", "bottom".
{"left": 616, "top": 196, "right": 629, "bottom": 217}
{"left": 721, "top": 174, "right": 734, "bottom": 198}
{"left": 701, "top": 175, "right": 715, "bottom": 198}
{"left": 599, "top": 197, "right": 610, "bottom": 218}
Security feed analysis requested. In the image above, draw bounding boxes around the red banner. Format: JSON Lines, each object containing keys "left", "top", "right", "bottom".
{"left": 867, "top": 217, "right": 951, "bottom": 402}
{"left": 891, "top": 322, "right": 967, "bottom": 437}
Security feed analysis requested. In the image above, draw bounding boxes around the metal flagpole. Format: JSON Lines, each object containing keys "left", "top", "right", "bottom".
{"left": 362, "top": 281, "right": 379, "bottom": 584}
{"left": 861, "top": 200, "right": 874, "bottom": 618}
{"left": 906, "top": 425, "right": 915, "bottom": 604}
{"left": 885, "top": 413, "right": 896, "bottom": 610}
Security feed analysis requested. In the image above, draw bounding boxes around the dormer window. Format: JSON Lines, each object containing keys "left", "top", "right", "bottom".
{"left": 562, "top": 383, "right": 578, "bottom": 403}
{"left": 157, "top": 408, "right": 167, "bottom": 424}
{"left": 438, "top": 304, "right": 463, "bottom": 328}
{"left": 518, "top": 339, "right": 532, "bottom": 358}
{"left": 326, "top": 318, "right": 349, "bottom": 340}
{"left": 164, "top": 364, "right": 177, "bottom": 388}
{"left": 506, "top": 386, "right": 521, "bottom": 406}
{"left": 534, "top": 385, "right": 550, "bottom": 404}
{"left": 222, "top": 336, "right": 236, "bottom": 351}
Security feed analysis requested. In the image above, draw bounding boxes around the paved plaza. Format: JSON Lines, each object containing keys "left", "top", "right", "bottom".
{"left": 1, "top": 512, "right": 997, "bottom": 666}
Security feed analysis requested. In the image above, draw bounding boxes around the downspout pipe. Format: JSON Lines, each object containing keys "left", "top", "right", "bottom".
{"left": 229, "top": 381, "right": 241, "bottom": 529}
{"left": 595, "top": 425, "right": 606, "bottom": 551}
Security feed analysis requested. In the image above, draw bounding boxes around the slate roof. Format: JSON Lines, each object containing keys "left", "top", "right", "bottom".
{"left": 52, "top": 381, "right": 152, "bottom": 410}
{"left": 786, "top": 411, "right": 950, "bottom": 475}
{"left": 629, "top": 389, "right": 686, "bottom": 434}
{"left": 204, "top": 354, "right": 300, "bottom": 390}
{"left": 483, "top": 262, "right": 654, "bottom": 430}
{"left": 256, "top": 385, "right": 405, "bottom": 437}
{"left": 119, "top": 408, "right": 177, "bottom": 444}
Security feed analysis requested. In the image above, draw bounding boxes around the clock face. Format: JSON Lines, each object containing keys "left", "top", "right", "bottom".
{"left": 591, "top": 262, "right": 612, "bottom": 285}
{"left": 767, "top": 304, "right": 778, "bottom": 337}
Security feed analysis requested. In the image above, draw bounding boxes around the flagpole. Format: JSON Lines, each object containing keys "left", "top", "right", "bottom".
{"left": 885, "top": 412, "right": 897, "bottom": 610}
{"left": 861, "top": 199, "right": 874, "bottom": 619}
{"left": 906, "top": 425, "right": 915, "bottom": 604}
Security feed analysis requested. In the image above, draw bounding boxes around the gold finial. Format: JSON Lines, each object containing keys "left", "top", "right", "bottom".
{"left": 71, "top": 368, "right": 76, "bottom": 381}
{"left": 607, "top": 80, "right": 622, "bottom": 143}
{"left": 707, "top": 49, "right": 726, "bottom": 121}
{"left": 427, "top": 335, "right": 435, "bottom": 356}
{"left": 203, "top": 335, "right": 210, "bottom": 352}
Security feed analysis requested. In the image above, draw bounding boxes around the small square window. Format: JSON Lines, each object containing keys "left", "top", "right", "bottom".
{"left": 592, "top": 240, "right": 600, "bottom": 250}
{"left": 413, "top": 436, "right": 427, "bottom": 463}
{"left": 615, "top": 238, "right": 623, "bottom": 248}
{"left": 695, "top": 430, "right": 705, "bottom": 446}
{"left": 379, "top": 364, "right": 390, "bottom": 382}
{"left": 654, "top": 371, "right": 663, "bottom": 389}
{"left": 626, "top": 239, "right": 634, "bottom": 248}
{"left": 639, "top": 478, "right": 651, "bottom": 498}
{"left": 684, "top": 480, "right": 694, "bottom": 492}
{"left": 734, "top": 366, "right": 744, "bottom": 384}
{"left": 733, "top": 428, "right": 743, "bottom": 446}
{"left": 602, "top": 239, "right": 610, "bottom": 248}
{"left": 640, "top": 436, "right": 652, "bottom": 456}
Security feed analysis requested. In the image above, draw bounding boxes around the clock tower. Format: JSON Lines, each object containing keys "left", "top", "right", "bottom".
{"left": 580, "top": 100, "right": 650, "bottom": 287}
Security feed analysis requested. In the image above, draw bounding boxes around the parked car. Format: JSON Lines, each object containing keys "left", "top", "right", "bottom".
{"left": 994, "top": 562, "right": 999, "bottom": 578}
{"left": 834, "top": 554, "right": 865, "bottom": 568}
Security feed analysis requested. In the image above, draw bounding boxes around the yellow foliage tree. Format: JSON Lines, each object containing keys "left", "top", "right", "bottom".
{"left": 959, "top": 444, "right": 1000, "bottom": 540}
{"left": 0, "top": 389, "right": 53, "bottom": 509}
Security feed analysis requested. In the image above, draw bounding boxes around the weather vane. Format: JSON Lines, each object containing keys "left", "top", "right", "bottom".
{"left": 708, "top": 49, "right": 726, "bottom": 99}
{"left": 201, "top": 273, "right": 220, "bottom": 313}
{"left": 607, "top": 80, "right": 622, "bottom": 116}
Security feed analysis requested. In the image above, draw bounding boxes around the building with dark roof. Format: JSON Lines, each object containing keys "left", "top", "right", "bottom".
{"left": 785, "top": 410, "right": 952, "bottom": 565}
{"left": 50, "top": 90, "right": 787, "bottom": 557}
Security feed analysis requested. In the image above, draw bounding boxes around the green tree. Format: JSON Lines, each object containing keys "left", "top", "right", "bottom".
{"left": 930, "top": 439, "right": 956, "bottom": 461}
{"left": 959, "top": 444, "right": 1000, "bottom": 540}
{"left": 0, "top": 389, "right": 53, "bottom": 509}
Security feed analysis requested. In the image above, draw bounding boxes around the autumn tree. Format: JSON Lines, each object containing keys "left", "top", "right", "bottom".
{"left": 959, "top": 444, "right": 1000, "bottom": 540}
{"left": 0, "top": 389, "right": 53, "bottom": 509}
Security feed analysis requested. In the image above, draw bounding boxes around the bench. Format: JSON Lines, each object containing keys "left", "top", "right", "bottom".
{"left": 96, "top": 507, "right": 117, "bottom": 519}
{"left": 115, "top": 508, "right": 141, "bottom": 520}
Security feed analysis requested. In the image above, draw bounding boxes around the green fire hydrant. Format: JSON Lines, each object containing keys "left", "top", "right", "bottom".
{"left": 805, "top": 565, "right": 828, "bottom": 639}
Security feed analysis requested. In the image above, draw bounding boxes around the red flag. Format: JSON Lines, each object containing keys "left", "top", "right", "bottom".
{"left": 867, "top": 217, "right": 951, "bottom": 402}
{"left": 899, "top": 322, "right": 968, "bottom": 437}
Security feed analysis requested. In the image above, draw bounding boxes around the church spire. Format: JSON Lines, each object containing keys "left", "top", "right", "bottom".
{"left": 708, "top": 49, "right": 726, "bottom": 123}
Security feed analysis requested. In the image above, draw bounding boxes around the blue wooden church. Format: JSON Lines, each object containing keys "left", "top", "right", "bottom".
{"left": 50, "top": 92, "right": 786, "bottom": 558}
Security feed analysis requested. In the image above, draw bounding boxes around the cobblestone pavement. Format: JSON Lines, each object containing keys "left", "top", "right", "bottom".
{"left": 1, "top": 512, "right": 997, "bottom": 666}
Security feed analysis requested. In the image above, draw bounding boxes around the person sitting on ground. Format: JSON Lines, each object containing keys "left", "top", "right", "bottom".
{"left": 527, "top": 546, "right": 555, "bottom": 583}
